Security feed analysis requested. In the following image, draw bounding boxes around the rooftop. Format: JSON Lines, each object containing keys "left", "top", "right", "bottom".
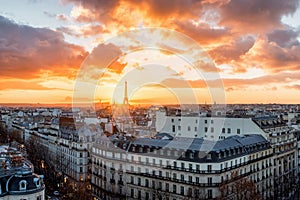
{"left": 0, "top": 146, "right": 33, "bottom": 177}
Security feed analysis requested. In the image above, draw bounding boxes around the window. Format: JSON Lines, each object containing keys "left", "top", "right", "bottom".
{"left": 207, "top": 153, "right": 212, "bottom": 160}
{"left": 181, "top": 174, "right": 184, "bottom": 181}
{"left": 158, "top": 182, "right": 162, "bottom": 189}
{"left": 208, "top": 189, "right": 212, "bottom": 198}
{"left": 195, "top": 189, "right": 200, "bottom": 196}
{"left": 196, "top": 164, "right": 200, "bottom": 171}
{"left": 171, "top": 118, "right": 174, "bottom": 123}
{"left": 37, "top": 195, "right": 42, "bottom": 200}
{"left": 207, "top": 165, "right": 212, "bottom": 172}
{"left": 227, "top": 128, "right": 231, "bottom": 133}
{"left": 172, "top": 125, "right": 175, "bottom": 132}
{"left": 181, "top": 186, "right": 184, "bottom": 195}
{"left": 237, "top": 128, "right": 241, "bottom": 134}
{"left": 35, "top": 179, "right": 40, "bottom": 188}
{"left": 211, "top": 120, "right": 214, "bottom": 124}
{"left": 189, "top": 176, "right": 192, "bottom": 182}
{"left": 222, "top": 128, "right": 225, "bottom": 133}
{"left": 173, "top": 185, "right": 177, "bottom": 193}
{"left": 194, "top": 127, "right": 197, "bottom": 132}
{"left": 208, "top": 177, "right": 212, "bottom": 186}
{"left": 181, "top": 162, "right": 185, "bottom": 169}
{"left": 178, "top": 125, "right": 181, "bottom": 131}
{"left": 205, "top": 119, "right": 208, "bottom": 124}
{"left": 188, "top": 126, "right": 191, "bottom": 131}
{"left": 131, "top": 189, "right": 134, "bottom": 197}
{"left": 196, "top": 119, "right": 198, "bottom": 123}
{"left": 131, "top": 176, "right": 134, "bottom": 184}
{"left": 166, "top": 183, "right": 169, "bottom": 192}
{"left": 173, "top": 173, "right": 177, "bottom": 179}
{"left": 211, "top": 127, "right": 214, "bottom": 133}
{"left": 19, "top": 180, "right": 27, "bottom": 190}
{"left": 205, "top": 127, "right": 208, "bottom": 132}
{"left": 166, "top": 172, "right": 170, "bottom": 178}
{"left": 196, "top": 177, "right": 199, "bottom": 183}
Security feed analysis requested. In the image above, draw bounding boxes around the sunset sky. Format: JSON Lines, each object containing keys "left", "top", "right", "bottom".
{"left": 0, "top": 0, "right": 300, "bottom": 105}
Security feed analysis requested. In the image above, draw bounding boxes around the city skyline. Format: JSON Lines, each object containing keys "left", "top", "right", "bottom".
{"left": 1, "top": 0, "right": 300, "bottom": 105}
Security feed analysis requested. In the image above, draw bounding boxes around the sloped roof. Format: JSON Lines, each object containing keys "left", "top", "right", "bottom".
{"left": 130, "top": 134, "right": 267, "bottom": 152}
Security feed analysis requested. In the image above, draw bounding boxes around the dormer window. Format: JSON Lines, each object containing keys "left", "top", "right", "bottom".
{"left": 207, "top": 153, "right": 212, "bottom": 160}
{"left": 19, "top": 180, "right": 27, "bottom": 190}
{"left": 34, "top": 178, "right": 41, "bottom": 188}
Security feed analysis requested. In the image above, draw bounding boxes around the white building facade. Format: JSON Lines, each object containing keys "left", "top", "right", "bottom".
{"left": 91, "top": 134, "right": 273, "bottom": 199}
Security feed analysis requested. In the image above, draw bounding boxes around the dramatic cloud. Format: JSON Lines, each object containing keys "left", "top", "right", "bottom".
{"left": 158, "top": 71, "right": 300, "bottom": 90}
{"left": 242, "top": 34, "right": 300, "bottom": 72}
{"left": 57, "top": 24, "right": 105, "bottom": 38}
{"left": 219, "top": 0, "right": 299, "bottom": 32}
{"left": 209, "top": 35, "right": 256, "bottom": 64}
{"left": 175, "top": 20, "right": 232, "bottom": 45}
{"left": 0, "top": 15, "right": 87, "bottom": 79}
{"left": 1, "top": 0, "right": 299, "bottom": 103}
{"left": 267, "top": 27, "right": 300, "bottom": 48}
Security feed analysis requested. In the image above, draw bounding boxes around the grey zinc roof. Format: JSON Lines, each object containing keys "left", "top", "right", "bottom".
{"left": 130, "top": 134, "right": 267, "bottom": 152}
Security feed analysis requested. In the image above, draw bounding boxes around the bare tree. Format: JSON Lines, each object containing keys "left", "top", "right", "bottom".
{"left": 0, "top": 123, "right": 8, "bottom": 143}
{"left": 10, "top": 129, "right": 23, "bottom": 144}
{"left": 218, "top": 171, "right": 261, "bottom": 200}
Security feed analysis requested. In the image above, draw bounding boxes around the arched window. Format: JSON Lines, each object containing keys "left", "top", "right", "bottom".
{"left": 34, "top": 177, "right": 41, "bottom": 188}
{"left": 19, "top": 180, "right": 27, "bottom": 190}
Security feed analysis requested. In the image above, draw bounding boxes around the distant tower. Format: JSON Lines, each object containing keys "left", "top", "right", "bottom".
{"left": 123, "top": 81, "right": 129, "bottom": 105}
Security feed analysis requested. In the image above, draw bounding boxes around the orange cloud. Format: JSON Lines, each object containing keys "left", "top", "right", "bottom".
{"left": 208, "top": 35, "right": 256, "bottom": 64}
{"left": 219, "top": 0, "right": 299, "bottom": 33}
{"left": 158, "top": 71, "right": 300, "bottom": 91}
{"left": 0, "top": 16, "right": 87, "bottom": 79}
{"left": 0, "top": 79, "right": 57, "bottom": 91}
{"left": 285, "top": 84, "right": 300, "bottom": 90}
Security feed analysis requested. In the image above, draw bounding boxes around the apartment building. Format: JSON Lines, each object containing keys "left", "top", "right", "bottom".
{"left": 156, "top": 109, "right": 265, "bottom": 140}
{"left": 253, "top": 116, "right": 298, "bottom": 199}
{"left": 91, "top": 134, "right": 273, "bottom": 199}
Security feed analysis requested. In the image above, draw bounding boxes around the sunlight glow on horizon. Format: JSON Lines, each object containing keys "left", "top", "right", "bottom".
{"left": 0, "top": 1, "right": 299, "bottom": 105}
